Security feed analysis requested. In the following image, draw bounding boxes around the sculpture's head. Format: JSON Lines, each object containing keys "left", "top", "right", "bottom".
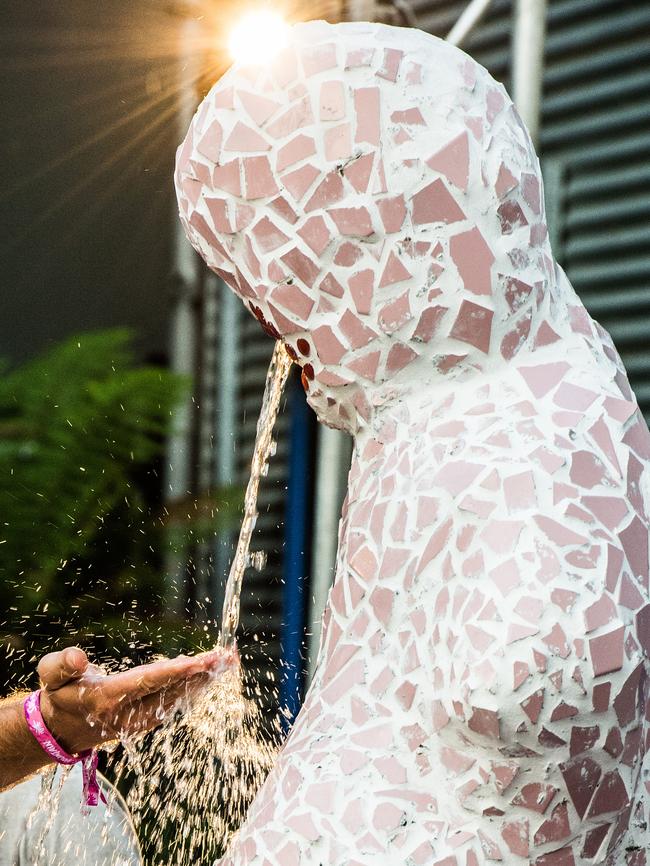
{"left": 175, "top": 21, "right": 554, "bottom": 433}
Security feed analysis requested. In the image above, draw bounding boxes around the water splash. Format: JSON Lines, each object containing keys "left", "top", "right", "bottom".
{"left": 25, "top": 765, "right": 73, "bottom": 864}
{"left": 247, "top": 550, "right": 267, "bottom": 572}
{"left": 109, "top": 341, "right": 292, "bottom": 863}
{"left": 111, "top": 667, "right": 280, "bottom": 864}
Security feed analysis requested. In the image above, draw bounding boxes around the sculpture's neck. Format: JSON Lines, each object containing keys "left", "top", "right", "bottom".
{"left": 309, "top": 264, "right": 579, "bottom": 437}
{"left": 347, "top": 281, "right": 589, "bottom": 448}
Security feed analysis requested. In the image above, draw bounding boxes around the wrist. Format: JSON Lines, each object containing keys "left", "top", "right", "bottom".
{"left": 16, "top": 698, "right": 52, "bottom": 763}
{"left": 22, "top": 691, "right": 104, "bottom": 807}
{"left": 0, "top": 696, "right": 53, "bottom": 790}
{"left": 37, "top": 690, "right": 79, "bottom": 756}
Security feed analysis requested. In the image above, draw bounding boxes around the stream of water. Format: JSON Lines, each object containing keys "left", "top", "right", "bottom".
{"left": 218, "top": 339, "right": 292, "bottom": 650}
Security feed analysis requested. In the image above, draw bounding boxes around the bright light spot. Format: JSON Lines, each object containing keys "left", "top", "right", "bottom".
{"left": 228, "top": 10, "right": 289, "bottom": 66}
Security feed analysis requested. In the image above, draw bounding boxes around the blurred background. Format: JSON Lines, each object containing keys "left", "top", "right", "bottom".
{"left": 1, "top": 0, "right": 649, "bottom": 834}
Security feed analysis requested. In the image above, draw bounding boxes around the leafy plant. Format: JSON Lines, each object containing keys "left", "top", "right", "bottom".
{"left": 0, "top": 329, "right": 239, "bottom": 687}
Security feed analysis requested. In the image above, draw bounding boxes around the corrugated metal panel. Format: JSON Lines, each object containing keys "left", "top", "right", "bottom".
{"left": 540, "top": 0, "right": 650, "bottom": 420}
{"left": 406, "top": 0, "right": 650, "bottom": 420}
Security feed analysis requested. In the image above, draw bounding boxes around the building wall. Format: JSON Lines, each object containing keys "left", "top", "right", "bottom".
{"left": 414, "top": 0, "right": 650, "bottom": 419}
{"left": 0, "top": 2, "right": 179, "bottom": 366}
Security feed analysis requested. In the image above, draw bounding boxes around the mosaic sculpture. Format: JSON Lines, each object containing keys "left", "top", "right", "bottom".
{"left": 175, "top": 21, "right": 650, "bottom": 865}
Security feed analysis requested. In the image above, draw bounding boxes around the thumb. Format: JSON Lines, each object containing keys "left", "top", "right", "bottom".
{"left": 37, "top": 647, "right": 89, "bottom": 691}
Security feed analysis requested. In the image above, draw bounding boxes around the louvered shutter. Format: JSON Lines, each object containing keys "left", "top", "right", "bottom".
{"left": 407, "top": 0, "right": 650, "bottom": 420}
{"left": 540, "top": 0, "right": 650, "bottom": 421}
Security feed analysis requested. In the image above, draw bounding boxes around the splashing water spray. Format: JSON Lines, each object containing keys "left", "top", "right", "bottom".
{"left": 108, "top": 342, "right": 292, "bottom": 865}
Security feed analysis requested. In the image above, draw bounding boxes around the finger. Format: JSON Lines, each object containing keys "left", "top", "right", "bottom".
{"left": 113, "top": 671, "right": 214, "bottom": 737}
{"left": 148, "top": 668, "right": 214, "bottom": 709}
{"left": 96, "top": 648, "right": 235, "bottom": 705}
{"left": 113, "top": 691, "right": 173, "bottom": 738}
{"left": 193, "top": 647, "right": 238, "bottom": 676}
{"left": 37, "top": 647, "right": 89, "bottom": 691}
{"left": 84, "top": 662, "right": 107, "bottom": 678}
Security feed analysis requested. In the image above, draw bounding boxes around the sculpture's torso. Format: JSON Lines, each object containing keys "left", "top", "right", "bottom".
{"left": 219, "top": 301, "right": 650, "bottom": 865}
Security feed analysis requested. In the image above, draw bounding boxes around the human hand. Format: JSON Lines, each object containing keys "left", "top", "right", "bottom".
{"left": 37, "top": 646, "right": 236, "bottom": 755}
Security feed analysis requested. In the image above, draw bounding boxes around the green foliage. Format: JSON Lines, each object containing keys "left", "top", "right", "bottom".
{"left": 0, "top": 329, "right": 240, "bottom": 687}
{"left": 0, "top": 329, "right": 181, "bottom": 602}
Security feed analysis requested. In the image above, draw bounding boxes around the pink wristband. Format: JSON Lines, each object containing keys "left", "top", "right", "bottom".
{"left": 23, "top": 690, "right": 103, "bottom": 807}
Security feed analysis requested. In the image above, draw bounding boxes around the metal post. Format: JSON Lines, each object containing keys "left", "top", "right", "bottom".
{"left": 306, "top": 426, "right": 353, "bottom": 681}
{"left": 446, "top": 0, "right": 493, "bottom": 47}
{"left": 194, "top": 272, "right": 219, "bottom": 612}
{"left": 280, "top": 373, "right": 313, "bottom": 725}
{"left": 512, "top": 0, "right": 548, "bottom": 146}
{"left": 163, "top": 14, "right": 202, "bottom": 615}
{"left": 212, "top": 281, "right": 241, "bottom": 619}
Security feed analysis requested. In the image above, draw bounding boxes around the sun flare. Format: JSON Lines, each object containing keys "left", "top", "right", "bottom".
{"left": 227, "top": 9, "right": 290, "bottom": 66}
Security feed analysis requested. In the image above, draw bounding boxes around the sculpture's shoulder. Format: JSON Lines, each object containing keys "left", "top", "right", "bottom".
{"left": 346, "top": 361, "right": 650, "bottom": 570}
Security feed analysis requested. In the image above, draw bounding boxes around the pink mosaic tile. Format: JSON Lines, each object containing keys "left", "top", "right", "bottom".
{"left": 343, "top": 152, "right": 375, "bottom": 193}
{"left": 223, "top": 121, "right": 270, "bottom": 152}
{"left": 427, "top": 131, "right": 470, "bottom": 191}
{"left": 376, "top": 48, "right": 403, "bottom": 82}
{"left": 238, "top": 90, "right": 281, "bottom": 126}
{"left": 266, "top": 96, "right": 314, "bottom": 140}
{"left": 450, "top": 299, "right": 493, "bottom": 353}
{"left": 378, "top": 251, "right": 411, "bottom": 288}
{"left": 282, "top": 162, "right": 320, "bottom": 202}
{"left": 243, "top": 156, "right": 278, "bottom": 200}
{"left": 328, "top": 206, "right": 373, "bottom": 237}
{"left": 302, "top": 43, "right": 337, "bottom": 77}
{"left": 412, "top": 178, "right": 466, "bottom": 225}
{"left": 346, "top": 46, "right": 374, "bottom": 68}
{"left": 353, "top": 86, "right": 380, "bottom": 146}
{"left": 268, "top": 194, "right": 298, "bottom": 225}
{"left": 349, "top": 269, "right": 374, "bottom": 314}
{"left": 304, "top": 169, "right": 345, "bottom": 212}
{"left": 319, "top": 80, "right": 346, "bottom": 120}
{"left": 297, "top": 215, "right": 332, "bottom": 257}
{"left": 450, "top": 227, "right": 495, "bottom": 295}
{"left": 276, "top": 133, "right": 317, "bottom": 172}
{"left": 324, "top": 122, "right": 352, "bottom": 161}
{"left": 251, "top": 216, "right": 289, "bottom": 253}
{"left": 377, "top": 194, "right": 406, "bottom": 233}
{"left": 211, "top": 159, "right": 241, "bottom": 196}
{"left": 205, "top": 197, "right": 232, "bottom": 234}
{"left": 333, "top": 241, "right": 362, "bottom": 267}
{"left": 196, "top": 119, "right": 223, "bottom": 163}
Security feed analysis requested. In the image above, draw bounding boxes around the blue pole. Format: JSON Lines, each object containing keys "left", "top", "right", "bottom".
{"left": 279, "top": 371, "right": 312, "bottom": 730}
